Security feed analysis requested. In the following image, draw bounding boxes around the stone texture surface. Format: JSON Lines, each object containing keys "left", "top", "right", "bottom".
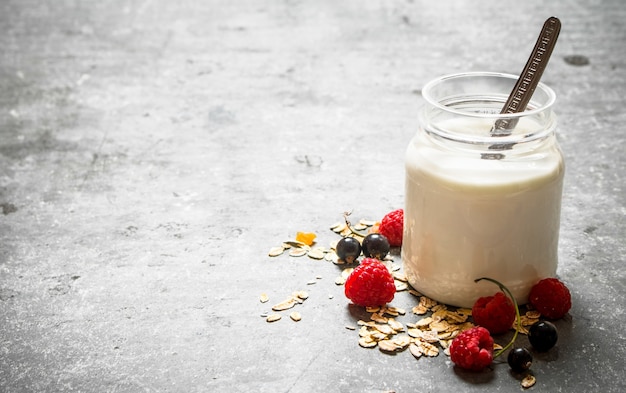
{"left": 1, "top": 0, "right": 625, "bottom": 392}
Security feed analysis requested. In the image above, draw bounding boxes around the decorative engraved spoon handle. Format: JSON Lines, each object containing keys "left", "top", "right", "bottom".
{"left": 491, "top": 17, "right": 561, "bottom": 136}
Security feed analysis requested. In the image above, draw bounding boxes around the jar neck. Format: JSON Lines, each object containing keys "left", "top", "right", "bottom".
{"left": 419, "top": 101, "right": 557, "bottom": 159}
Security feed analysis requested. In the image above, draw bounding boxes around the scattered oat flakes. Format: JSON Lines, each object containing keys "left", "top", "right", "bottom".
{"left": 430, "top": 320, "right": 453, "bottom": 333}
{"left": 526, "top": 310, "right": 541, "bottom": 319}
{"left": 521, "top": 374, "right": 537, "bottom": 389}
{"left": 386, "top": 306, "right": 406, "bottom": 315}
{"left": 289, "top": 247, "right": 308, "bottom": 257}
{"left": 444, "top": 310, "right": 468, "bottom": 323}
{"left": 359, "top": 337, "right": 377, "bottom": 348}
{"left": 371, "top": 313, "right": 388, "bottom": 324}
{"left": 259, "top": 293, "right": 269, "bottom": 303}
{"left": 412, "top": 304, "right": 428, "bottom": 315}
{"left": 307, "top": 247, "right": 326, "bottom": 260}
{"left": 330, "top": 222, "right": 347, "bottom": 233}
{"left": 268, "top": 246, "right": 285, "bottom": 257}
{"left": 352, "top": 223, "right": 368, "bottom": 231}
{"left": 393, "top": 271, "right": 408, "bottom": 282}
{"left": 395, "top": 281, "right": 409, "bottom": 291}
{"left": 439, "top": 339, "right": 451, "bottom": 349}
{"left": 412, "top": 296, "right": 439, "bottom": 315}
{"left": 266, "top": 313, "right": 282, "bottom": 322}
{"left": 378, "top": 339, "right": 399, "bottom": 352}
{"left": 373, "top": 323, "right": 395, "bottom": 336}
{"left": 517, "top": 312, "right": 540, "bottom": 335}
{"left": 372, "top": 332, "right": 390, "bottom": 340}
{"left": 515, "top": 325, "right": 530, "bottom": 335}
{"left": 418, "top": 341, "right": 440, "bottom": 357}
{"left": 359, "top": 219, "right": 377, "bottom": 227}
{"left": 339, "top": 227, "right": 353, "bottom": 237}
{"left": 409, "top": 343, "right": 423, "bottom": 359}
{"left": 293, "top": 290, "right": 308, "bottom": 300}
{"left": 284, "top": 240, "right": 307, "bottom": 248}
{"left": 272, "top": 297, "right": 297, "bottom": 311}
{"left": 419, "top": 296, "right": 438, "bottom": 309}
{"left": 415, "top": 317, "right": 433, "bottom": 327}
{"left": 267, "top": 217, "right": 551, "bottom": 386}
{"left": 437, "top": 331, "right": 453, "bottom": 340}
{"left": 408, "top": 289, "right": 422, "bottom": 297}
{"left": 271, "top": 291, "right": 308, "bottom": 311}
{"left": 409, "top": 329, "right": 439, "bottom": 343}
{"left": 520, "top": 315, "right": 537, "bottom": 325}
{"left": 456, "top": 308, "right": 473, "bottom": 316}
{"left": 387, "top": 318, "right": 404, "bottom": 332}
{"left": 327, "top": 252, "right": 340, "bottom": 264}
{"left": 393, "top": 335, "right": 411, "bottom": 349}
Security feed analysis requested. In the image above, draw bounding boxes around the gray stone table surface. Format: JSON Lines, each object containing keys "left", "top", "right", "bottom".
{"left": 1, "top": 0, "right": 625, "bottom": 392}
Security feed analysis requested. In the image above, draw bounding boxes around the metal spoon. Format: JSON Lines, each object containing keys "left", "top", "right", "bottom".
{"left": 491, "top": 16, "right": 561, "bottom": 137}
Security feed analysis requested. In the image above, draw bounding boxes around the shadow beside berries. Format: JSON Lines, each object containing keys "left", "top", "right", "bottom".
{"left": 452, "top": 364, "right": 495, "bottom": 384}
{"left": 346, "top": 303, "right": 371, "bottom": 321}
{"left": 530, "top": 345, "right": 560, "bottom": 362}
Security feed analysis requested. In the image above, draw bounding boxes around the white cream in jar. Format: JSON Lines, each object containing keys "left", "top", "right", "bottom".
{"left": 402, "top": 73, "right": 564, "bottom": 308}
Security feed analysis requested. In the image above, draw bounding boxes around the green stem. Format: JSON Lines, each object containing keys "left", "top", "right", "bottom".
{"left": 474, "top": 277, "right": 521, "bottom": 359}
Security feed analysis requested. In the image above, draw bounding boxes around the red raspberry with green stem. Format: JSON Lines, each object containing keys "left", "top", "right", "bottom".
{"left": 474, "top": 277, "right": 522, "bottom": 359}
{"left": 450, "top": 277, "right": 522, "bottom": 371}
{"left": 472, "top": 291, "right": 516, "bottom": 335}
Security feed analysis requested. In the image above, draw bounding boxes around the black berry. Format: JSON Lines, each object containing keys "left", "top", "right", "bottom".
{"left": 361, "top": 233, "right": 390, "bottom": 260}
{"left": 528, "top": 321, "right": 558, "bottom": 352}
{"left": 507, "top": 347, "right": 533, "bottom": 372}
{"left": 336, "top": 237, "right": 361, "bottom": 264}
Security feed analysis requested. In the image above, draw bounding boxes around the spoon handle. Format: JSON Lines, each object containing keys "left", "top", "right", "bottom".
{"left": 492, "top": 17, "right": 561, "bottom": 135}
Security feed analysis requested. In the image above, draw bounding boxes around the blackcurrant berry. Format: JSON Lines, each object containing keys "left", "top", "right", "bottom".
{"left": 528, "top": 320, "right": 558, "bottom": 352}
{"left": 336, "top": 237, "right": 361, "bottom": 264}
{"left": 507, "top": 347, "right": 533, "bottom": 372}
{"left": 362, "top": 233, "right": 390, "bottom": 260}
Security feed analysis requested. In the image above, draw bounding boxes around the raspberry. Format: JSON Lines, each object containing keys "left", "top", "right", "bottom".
{"left": 472, "top": 291, "right": 516, "bottom": 335}
{"left": 378, "top": 209, "right": 403, "bottom": 247}
{"left": 344, "top": 258, "right": 396, "bottom": 307}
{"left": 528, "top": 277, "right": 572, "bottom": 319}
{"left": 449, "top": 326, "right": 494, "bottom": 371}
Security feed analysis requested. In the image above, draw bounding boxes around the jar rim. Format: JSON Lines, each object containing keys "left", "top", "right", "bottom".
{"left": 422, "top": 72, "right": 556, "bottom": 118}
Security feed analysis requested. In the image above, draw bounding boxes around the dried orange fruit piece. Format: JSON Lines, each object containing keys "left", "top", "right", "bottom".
{"left": 295, "top": 232, "right": 316, "bottom": 246}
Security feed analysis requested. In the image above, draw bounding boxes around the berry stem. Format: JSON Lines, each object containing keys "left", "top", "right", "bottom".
{"left": 343, "top": 211, "right": 366, "bottom": 238}
{"left": 474, "top": 277, "right": 521, "bottom": 359}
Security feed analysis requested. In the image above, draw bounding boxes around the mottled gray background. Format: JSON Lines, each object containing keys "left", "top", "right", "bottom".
{"left": 1, "top": 0, "right": 624, "bottom": 392}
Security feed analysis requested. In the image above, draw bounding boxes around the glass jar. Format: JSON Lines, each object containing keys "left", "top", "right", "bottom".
{"left": 402, "top": 72, "right": 564, "bottom": 308}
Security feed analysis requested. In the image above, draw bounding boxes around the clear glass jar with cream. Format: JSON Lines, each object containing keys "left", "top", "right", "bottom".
{"left": 402, "top": 72, "right": 564, "bottom": 308}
